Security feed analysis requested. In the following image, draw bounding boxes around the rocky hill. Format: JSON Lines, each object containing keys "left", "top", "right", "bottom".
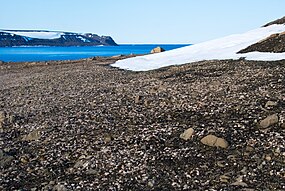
{"left": 0, "top": 30, "right": 117, "bottom": 47}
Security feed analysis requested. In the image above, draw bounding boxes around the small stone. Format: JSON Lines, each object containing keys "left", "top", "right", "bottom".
{"left": 220, "top": 175, "right": 230, "bottom": 183}
{"left": 134, "top": 95, "right": 142, "bottom": 104}
{"left": 245, "top": 146, "right": 254, "bottom": 152}
{"left": 231, "top": 181, "right": 248, "bottom": 187}
{"left": 22, "top": 129, "right": 41, "bottom": 141}
{"left": 201, "top": 134, "right": 229, "bottom": 148}
{"left": 104, "top": 134, "right": 113, "bottom": 143}
{"left": 144, "top": 99, "right": 150, "bottom": 107}
{"left": 180, "top": 128, "right": 194, "bottom": 141}
{"left": 281, "top": 123, "right": 285, "bottom": 129}
{"left": 53, "top": 184, "right": 67, "bottom": 191}
{"left": 0, "top": 111, "right": 5, "bottom": 123}
{"left": 231, "top": 176, "right": 248, "bottom": 187}
{"left": 259, "top": 114, "right": 279, "bottom": 129}
{"left": 147, "top": 180, "right": 155, "bottom": 188}
{"left": 20, "top": 156, "right": 29, "bottom": 164}
{"left": 7, "top": 114, "right": 16, "bottom": 123}
{"left": 265, "top": 101, "right": 277, "bottom": 108}
{"left": 217, "top": 161, "right": 226, "bottom": 168}
{"left": 265, "top": 155, "right": 272, "bottom": 161}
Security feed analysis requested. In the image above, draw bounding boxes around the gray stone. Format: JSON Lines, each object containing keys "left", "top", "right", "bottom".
{"left": 259, "top": 114, "right": 279, "bottom": 129}
{"left": 201, "top": 135, "right": 229, "bottom": 148}
{"left": 180, "top": 128, "right": 194, "bottom": 141}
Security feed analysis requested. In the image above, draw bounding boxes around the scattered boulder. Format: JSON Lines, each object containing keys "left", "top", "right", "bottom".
{"left": 180, "top": 128, "right": 194, "bottom": 141}
{"left": 201, "top": 135, "right": 229, "bottom": 148}
{"left": 150, "top": 46, "right": 165, "bottom": 54}
{"left": 265, "top": 101, "right": 277, "bottom": 108}
{"left": 22, "top": 129, "right": 42, "bottom": 141}
{"left": 259, "top": 114, "right": 279, "bottom": 129}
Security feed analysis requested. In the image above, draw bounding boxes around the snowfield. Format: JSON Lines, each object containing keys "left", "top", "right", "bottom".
{"left": 1, "top": 30, "right": 63, "bottom": 39}
{"left": 112, "top": 24, "right": 285, "bottom": 71}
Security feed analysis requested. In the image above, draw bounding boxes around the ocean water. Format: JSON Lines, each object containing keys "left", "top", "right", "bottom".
{"left": 0, "top": 44, "right": 189, "bottom": 62}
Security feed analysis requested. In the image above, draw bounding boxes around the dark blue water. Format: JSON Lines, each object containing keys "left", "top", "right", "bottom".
{"left": 0, "top": 44, "right": 189, "bottom": 62}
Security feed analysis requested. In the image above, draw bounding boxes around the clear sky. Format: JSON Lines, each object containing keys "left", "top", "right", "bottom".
{"left": 1, "top": 0, "right": 284, "bottom": 44}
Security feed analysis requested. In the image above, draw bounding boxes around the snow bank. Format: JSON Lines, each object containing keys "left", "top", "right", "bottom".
{"left": 112, "top": 24, "right": 285, "bottom": 71}
{"left": 2, "top": 30, "right": 63, "bottom": 39}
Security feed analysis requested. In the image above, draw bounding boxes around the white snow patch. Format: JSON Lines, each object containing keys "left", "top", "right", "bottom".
{"left": 112, "top": 24, "right": 285, "bottom": 71}
{"left": 1, "top": 30, "right": 63, "bottom": 39}
{"left": 76, "top": 36, "right": 90, "bottom": 42}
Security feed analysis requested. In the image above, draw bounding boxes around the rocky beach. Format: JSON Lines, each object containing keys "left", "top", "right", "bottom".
{"left": 0, "top": 56, "right": 284, "bottom": 190}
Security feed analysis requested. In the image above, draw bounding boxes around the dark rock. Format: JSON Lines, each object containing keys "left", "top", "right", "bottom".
{"left": 263, "top": 16, "right": 285, "bottom": 27}
{"left": 0, "top": 150, "right": 14, "bottom": 167}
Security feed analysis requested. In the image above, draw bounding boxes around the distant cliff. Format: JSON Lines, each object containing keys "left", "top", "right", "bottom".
{"left": 0, "top": 30, "right": 117, "bottom": 47}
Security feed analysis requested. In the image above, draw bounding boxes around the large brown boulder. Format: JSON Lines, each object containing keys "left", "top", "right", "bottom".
{"left": 151, "top": 46, "right": 165, "bottom": 54}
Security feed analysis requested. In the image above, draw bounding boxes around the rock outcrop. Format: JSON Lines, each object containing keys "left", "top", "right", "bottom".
{"left": 263, "top": 16, "right": 285, "bottom": 27}
{"left": 238, "top": 31, "right": 285, "bottom": 53}
{"left": 150, "top": 46, "right": 165, "bottom": 53}
{"left": 0, "top": 30, "right": 117, "bottom": 47}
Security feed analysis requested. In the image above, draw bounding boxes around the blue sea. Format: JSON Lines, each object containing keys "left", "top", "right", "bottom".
{"left": 0, "top": 44, "right": 189, "bottom": 62}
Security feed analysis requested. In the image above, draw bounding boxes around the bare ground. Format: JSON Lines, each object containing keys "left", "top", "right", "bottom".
{"left": 0, "top": 57, "right": 285, "bottom": 190}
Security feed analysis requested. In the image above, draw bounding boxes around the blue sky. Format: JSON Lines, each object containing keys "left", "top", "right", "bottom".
{"left": 1, "top": 0, "right": 284, "bottom": 44}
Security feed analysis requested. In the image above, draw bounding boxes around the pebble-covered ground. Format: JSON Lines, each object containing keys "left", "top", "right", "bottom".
{"left": 0, "top": 57, "right": 285, "bottom": 190}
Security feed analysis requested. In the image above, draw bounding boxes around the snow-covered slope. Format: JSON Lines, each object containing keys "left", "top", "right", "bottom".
{"left": 112, "top": 24, "right": 285, "bottom": 71}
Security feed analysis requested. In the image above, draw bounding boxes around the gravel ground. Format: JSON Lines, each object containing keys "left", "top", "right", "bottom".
{"left": 0, "top": 57, "right": 285, "bottom": 190}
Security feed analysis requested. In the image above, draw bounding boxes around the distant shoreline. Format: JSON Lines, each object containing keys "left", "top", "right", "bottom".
{"left": 0, "top": 44, "right": 189, "bottom": 63}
